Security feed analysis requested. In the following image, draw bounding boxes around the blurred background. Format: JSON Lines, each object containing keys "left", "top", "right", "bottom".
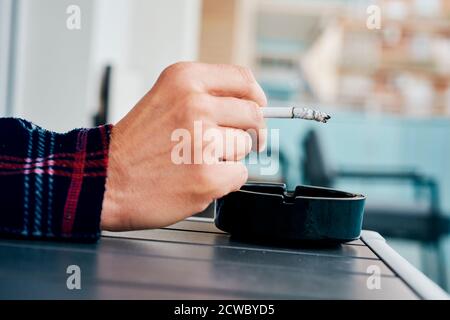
{"left": 0, "top": 0, "right": 449, "bottom": 291}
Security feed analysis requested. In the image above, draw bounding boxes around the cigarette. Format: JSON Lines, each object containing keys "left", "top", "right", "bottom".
{"left": 262, "top": 107, "right": 331, "bottom": 123}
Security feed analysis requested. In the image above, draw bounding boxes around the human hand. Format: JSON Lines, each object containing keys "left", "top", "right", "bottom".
{"left": 100, "top": 62, "right": 267, "bottom": 231}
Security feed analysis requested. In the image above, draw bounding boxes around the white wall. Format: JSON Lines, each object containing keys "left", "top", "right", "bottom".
{"left": 85, "top": 0, "right": 132, "bottom": 125}
{"left": 87, "top": 0, "right": 202, "bottom": 124}
{"left": 13, "top": 0, "right": 96, "bottom": 132}
{"left": 0, "top": 0, "right": 13, "bottom": 116}
{"left": 11, "top": 0, "right": 202, "bottom": 131}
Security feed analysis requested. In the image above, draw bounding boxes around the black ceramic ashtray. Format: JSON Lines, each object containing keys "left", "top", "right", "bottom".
{"left": 215, "top": 182, "right": 366, "bottom": 243}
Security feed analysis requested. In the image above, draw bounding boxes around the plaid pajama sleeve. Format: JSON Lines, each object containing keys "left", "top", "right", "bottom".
{"left": 0, "top": 118, "right": 112, "bottom": 242}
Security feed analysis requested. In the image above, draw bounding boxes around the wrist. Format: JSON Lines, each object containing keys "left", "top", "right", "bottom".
{"left": 101, "top": 126, "right": 130, "bottom": 231}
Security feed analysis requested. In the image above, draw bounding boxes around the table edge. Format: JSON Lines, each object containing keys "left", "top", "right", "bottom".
{"left": 361, "top": 230, "right": 449, "bottom": 300}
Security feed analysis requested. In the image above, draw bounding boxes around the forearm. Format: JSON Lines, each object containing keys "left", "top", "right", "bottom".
{"left": 0, "top": 118, "right": 112, "bottom": 242}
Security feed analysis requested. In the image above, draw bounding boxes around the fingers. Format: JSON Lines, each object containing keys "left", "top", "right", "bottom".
{"left": 197, "top": 95, "right": 267, "bottom": 152}
{"left": 212, "top": 96, "right": 267, "bottom": 152}
{"left": 195, "top": 63, "right": 267, "bottom": 107}
{"left": 209, "top": 97, "right": 266, "bottom": 130}
{"left": 203, "top": 127, "right": 252, "bottom": 163}
{"left": 210, "top": 162, "right": 248, "bottom": 197}
{"left": 219, "top": 127, "right": 252, "bottom": 161}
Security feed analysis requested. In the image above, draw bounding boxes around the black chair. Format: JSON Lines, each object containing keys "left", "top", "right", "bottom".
{"left": 301, "top": 129, "right": 449, "bottom": 289}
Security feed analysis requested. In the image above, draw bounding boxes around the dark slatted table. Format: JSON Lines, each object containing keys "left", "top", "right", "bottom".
{"left": 0, "top": 219, "right": 448, "bottom": 299}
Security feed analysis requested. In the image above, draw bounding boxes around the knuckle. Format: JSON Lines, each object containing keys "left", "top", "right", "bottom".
{"left": 249, "top": 102, "right": 264, "bottom": 124}
{"left": 235, "top": 65, "right": 255, "bottom": 84}
{"left": 160, "top": 64, "right": 177, "bottom": 78}
{"left": 188, "top": 94, "right": 214, "bottom": 121}
{"left": 243, "top": 131, "right": 253, "bottom": 151}
{"left": 234, "top": 131, "right": 252, "bottom": 154}
{"left": 196, "top": 165, "right": 216, "bottom": 189}
{"left": 196, "top": 166, "right": 224, "bottom": 199}
{"left": 180, "top": 94, "right": 204, "bottom": 121}
{"left": 234, "top": 65, "right": 255, "bottom": 99}
{"left": 237, "top": 164, "right": 249, "bottom": 186}
{"left": 161, "top": 62, "right": 196, "bottom": 81}
{"left": 184, "top": 93, "right": 200, "bottom": 109}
